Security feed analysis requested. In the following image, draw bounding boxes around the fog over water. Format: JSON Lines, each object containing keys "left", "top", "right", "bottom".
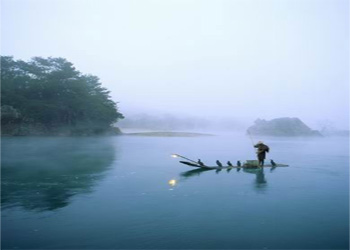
{"left": 1, "top": 0, "right": 349, "bottom": 130}
{"left": 1, "top": 134, "right": 349, "bottom": 249}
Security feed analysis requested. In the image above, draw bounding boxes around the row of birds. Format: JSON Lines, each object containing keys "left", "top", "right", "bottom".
{"left": 197, "top": 159, "right": 277, "bottom": 167}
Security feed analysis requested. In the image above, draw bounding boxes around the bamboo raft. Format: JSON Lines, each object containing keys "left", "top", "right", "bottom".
{"left": 179, "top": 160, "right": 288, "bottom": 169}
{"left": 171, "top": 154, "right": 288, "bottom": 170}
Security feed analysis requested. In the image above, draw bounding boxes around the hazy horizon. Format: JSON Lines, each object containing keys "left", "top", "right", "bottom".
{"left": 1, "top": 0, "right": 349, "bottom": 130}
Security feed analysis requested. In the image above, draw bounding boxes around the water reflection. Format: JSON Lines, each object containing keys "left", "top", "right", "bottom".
{"left": 167, "top": 168, "right": 212, "bottom": 187}
{"left": 1, "top": 137, "right": 117, "bottom": 211}
{"left": 243, "top": 168, "right": 267, "bottom": 190}
{"left": 177, "top": 167, "right": 268, "bottom": 190}
{"left": 180, "top": 168, "right": 212, "bottom": 178}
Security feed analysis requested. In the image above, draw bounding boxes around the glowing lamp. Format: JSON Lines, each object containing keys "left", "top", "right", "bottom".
{"left": 168, "top": 179, "right": 177, "bottom": 186}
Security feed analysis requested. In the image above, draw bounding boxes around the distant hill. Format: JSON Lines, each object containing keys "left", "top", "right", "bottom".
{"left": 247, "top": 117, "right": 322, "bottom": 137}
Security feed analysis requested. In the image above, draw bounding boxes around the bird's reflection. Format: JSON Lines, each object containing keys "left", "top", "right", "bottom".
{"left": 176, "top": 166, "right": 268, "bottom": 191}
{"left": 270, "top": 166, "right": 277, "bottom": 172}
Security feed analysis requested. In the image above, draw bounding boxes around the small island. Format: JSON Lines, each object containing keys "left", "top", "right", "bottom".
{"left": 247, "top": 117, "right": 322, "bottom": 137}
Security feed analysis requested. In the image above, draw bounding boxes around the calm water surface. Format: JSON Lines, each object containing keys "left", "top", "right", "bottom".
{"left": 1, "top": 133, "right": 349, "bottom": 249}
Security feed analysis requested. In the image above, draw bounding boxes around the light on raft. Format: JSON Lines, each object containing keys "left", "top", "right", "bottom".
{"left": 168, "top": 179, "right": 177, "bottom": 186}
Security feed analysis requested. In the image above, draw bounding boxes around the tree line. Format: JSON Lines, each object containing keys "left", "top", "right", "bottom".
{"left": 1, "top": 56, "right": 124, "bottom": 135}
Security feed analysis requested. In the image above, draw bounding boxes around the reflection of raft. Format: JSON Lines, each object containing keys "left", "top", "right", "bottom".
{"left": 179, "top": 160, "right": 288, "bottom": 169}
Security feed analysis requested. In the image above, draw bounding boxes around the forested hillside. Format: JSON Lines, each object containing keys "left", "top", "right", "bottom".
{"left": 1, "top": 56, "right": 124, "bottom": 135}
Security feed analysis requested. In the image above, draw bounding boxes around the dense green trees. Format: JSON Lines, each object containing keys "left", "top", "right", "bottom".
{"left": 1, "top": 56, "right": 124, "bottom": 135}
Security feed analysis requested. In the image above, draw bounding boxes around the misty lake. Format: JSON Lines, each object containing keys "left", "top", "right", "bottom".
{"left": 1, "top": 133, "right": 349, "bottom": 249}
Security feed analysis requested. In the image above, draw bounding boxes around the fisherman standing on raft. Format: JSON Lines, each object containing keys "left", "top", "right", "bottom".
{"left": 254, "top": 141, "right": 270, "bottom": 167}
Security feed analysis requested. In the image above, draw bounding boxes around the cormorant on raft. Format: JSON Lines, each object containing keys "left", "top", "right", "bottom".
{"left": 270, "top": 159, "right": 277, "bottom": 172}
{"left": 174, "top": 154, "right": 289, "bottom": 169}
{"left": 237, "top": 161, "right": 241, "bottom": 172}
{"left": 198, "top": 159, "right": 205, "bottom": 166}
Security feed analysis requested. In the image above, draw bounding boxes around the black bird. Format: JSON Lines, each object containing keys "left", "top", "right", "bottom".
{"left": 227, "top": 161, "right": 233, "bottom": 167}
{"left": 198, "top": 159, "right": 205, "bottom": 166}
{"left": 236, "top": 161, "right": 241, "bottom": 172}
{"left": 226, "top": 168, "right": 232, "bottom": 173}
{"left": 216, "top": 168, "right": 222, "bottom": 174}
{"left": 216, "top": 160, "right": 223, "bottom": 167}
{"left": 270, "top": 159, "right": 276, "bottom": 166}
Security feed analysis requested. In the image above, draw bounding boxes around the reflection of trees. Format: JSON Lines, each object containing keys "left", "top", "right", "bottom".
{"left": 1, "top": 137, "right": 116, "bottom": 211}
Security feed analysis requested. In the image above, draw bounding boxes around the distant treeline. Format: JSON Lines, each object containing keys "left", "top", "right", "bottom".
{"left": 118, "top": 114, "right": 246, "bottom": 131}
{"left": 1, "top": 56, "right": 124, "bottom": 135}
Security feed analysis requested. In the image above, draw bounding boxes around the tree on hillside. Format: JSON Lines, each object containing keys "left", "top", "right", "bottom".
{"left": 1, "top": 56, "right": 124, "bottom": 135}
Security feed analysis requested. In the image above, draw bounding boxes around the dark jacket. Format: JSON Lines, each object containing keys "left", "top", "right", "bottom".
{"left": 254, "top": 143, "right": 269, "bottom": 160}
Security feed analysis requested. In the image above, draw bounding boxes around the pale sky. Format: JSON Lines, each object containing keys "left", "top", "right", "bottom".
{"left": 1, "top": 0, "right": 349, "bottom": 129}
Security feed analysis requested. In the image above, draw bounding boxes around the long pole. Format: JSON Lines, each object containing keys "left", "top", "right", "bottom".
{"left": 247, "top": 129, "right": 255, "bottom": 147}
{"left": 248, "top": 130, "right": 263, "bottom": 168}
{"left": 247, "top": 129, "right": 259, "bottom": 164}
{"left": 171, "top": 154, "right": 198, "bottom": 164}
